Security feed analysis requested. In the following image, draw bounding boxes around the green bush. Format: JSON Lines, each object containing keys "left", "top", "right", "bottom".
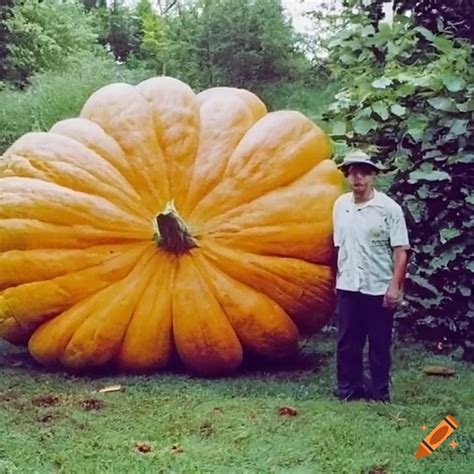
{"left": 0, "top": 52, "right": 153, "bottom": 154}
{"left": 3, "top": 0, "right": 99, "bottom": 84}
{"left": 323, "top": 14, "right": 473, "bottom": 354}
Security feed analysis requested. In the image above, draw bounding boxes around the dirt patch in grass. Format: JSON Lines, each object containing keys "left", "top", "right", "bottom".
{"left": 32, "top": 394, "right": 61, "bottom": 407}
{"left": 363, "top": 464, "right": 389, "bottom": 474}
{"left": 0, "top": 390, "right": 20, "bottom": 403}
{"left": 134, "top": 442, "right": 153, "bottom": 454}
{"left": 78, "top": 399, "right": 105, "bottom": 411}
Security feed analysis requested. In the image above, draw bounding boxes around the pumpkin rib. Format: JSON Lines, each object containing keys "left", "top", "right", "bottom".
{"left": 0, "top": 218, "right": 150, "bottom": 252}
{"left": 28, "top": 245, "right": 156, "bottom": 368}
{"left": 192, "top": 250, "right": 299, "bottom": 359}
{"left": 59, "top": 246, "right": 157, "bottom": 369}
{"left": 0, "top": 243, "right": 143, "bottom": 291}
{"left": 0, "top": 177, "right": 149, "bottom": 233}
{"left": 188, "top": 111, "right": 332, "bottom": 225}
{"left": 0, "top": 242, "right": 150, "bottom": 332}
{"left": 207, "top": 223, "right": 334, "bottom": 266}
{"left": 197, "top": 87, "right": 267, "bottom": 122}
{"left": 118, "top": 250, "right": 177, "bottom": 372}
{"left": 179, "top": 88, "right": 266, "bottom": 218}
{"left": 137, "top": 77, "right": 200, "bottom": 210}
{"left": 2, "top": 152, "right": 151, "bottom": 220}
{"left": 171, "top": 253, "right": 243, "bottom": 376}
{"left": 29, "top": 288, "right": 107, "bottom": 366}
{"left": 193, "top": 161, "right": 342, "bottom": 264}
{"left": 80, "top": 82, "right": 170, "bottom": 213}
{"left": 50, "top": 118, "right": 143, "bottom": 195}
{"left": 3, "top": 132, "right": 144, "bottom": 205}
{"left": 196, "top": 160, "right": 341, "bottom": 235}
{"left": 200, "top": 240, "right": 335, "bottom": 333}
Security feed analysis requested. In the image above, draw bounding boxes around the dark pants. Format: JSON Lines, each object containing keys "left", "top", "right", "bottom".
{"left": 334, "top": 290, "right": 394, "bottom": 401}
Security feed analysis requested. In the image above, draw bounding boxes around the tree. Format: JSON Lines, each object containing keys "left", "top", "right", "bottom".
{"left": 128, "top": 0, "right": 307, "bottom": 88}
{"left": 80, "top": 0, "right": 107, "bottom": 11}
{"left": 395, "top": 0, "right": 474, "bottom": 42}
{"left": 0, "top": 0, "right": 14, "bottom": 82}
{"left": 4, "top": 0, "right": 98, "bottom": 85}
{"left": 102, "top": 0, "right": 141, "bottom": 62}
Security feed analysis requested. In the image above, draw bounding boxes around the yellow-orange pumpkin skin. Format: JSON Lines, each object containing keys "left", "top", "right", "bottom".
{"left": 0, "top": 77, "right": 343, "bottom": 376}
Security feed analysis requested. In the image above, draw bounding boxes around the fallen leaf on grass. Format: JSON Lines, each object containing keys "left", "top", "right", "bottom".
{"left": 199, "top": 422, "right": 214, "bottom": 437}
{"left": 170, "top": 444, "right": 184, "bottom": 454}
{"left": 278, "top": 406, "right": 298, "bottom": 417}
{"left": 134, "top": 442, "right": 153, "bottom": 454}
{"left": 98, "top": 385, "right": 123, "bottom": 393}
{"left": 422, "top": 366, "right": 456, "bottom": 376}
{"left": 389, "top": 411, "right": 407, "bottom": 423}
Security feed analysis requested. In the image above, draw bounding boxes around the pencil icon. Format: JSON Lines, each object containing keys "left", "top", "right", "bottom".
{"left": 416, "top": 415, "right": 459, "bottom": 459}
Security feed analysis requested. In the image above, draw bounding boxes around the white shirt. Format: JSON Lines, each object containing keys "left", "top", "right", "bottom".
{"left": 332, "top": 189, "right": 410, "bottom": 295}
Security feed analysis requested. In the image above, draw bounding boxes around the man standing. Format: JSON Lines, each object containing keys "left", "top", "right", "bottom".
{"left": 332, "top": 150, "right": 410, "bottom": 402}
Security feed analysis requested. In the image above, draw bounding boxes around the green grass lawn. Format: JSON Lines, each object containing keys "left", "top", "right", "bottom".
{"left": 1, "top": 332, "right": 472, "bottom": 473}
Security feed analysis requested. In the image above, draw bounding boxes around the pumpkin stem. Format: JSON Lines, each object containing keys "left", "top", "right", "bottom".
{"left": 155, "top": 201, "right": 197, "bottom": 254}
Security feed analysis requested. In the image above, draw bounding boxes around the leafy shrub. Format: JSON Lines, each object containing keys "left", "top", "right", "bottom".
{"left": 323, "top": 14, "right": 473, "bottom": 353}
{"left": 0, "top": 52, "right": 152, "bottom": 153}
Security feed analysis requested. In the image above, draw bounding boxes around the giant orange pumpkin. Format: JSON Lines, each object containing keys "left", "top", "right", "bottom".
{"left": 0, "top": 77, "right": 343, "bottom": 375}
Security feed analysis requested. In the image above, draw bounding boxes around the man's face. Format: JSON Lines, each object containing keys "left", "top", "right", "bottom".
{"left": 344, "top": 164, "right": 377, "bottom": 192}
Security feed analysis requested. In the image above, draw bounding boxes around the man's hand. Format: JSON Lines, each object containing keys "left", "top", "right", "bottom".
{"left": 383, "top": 284, "right": 402, "bottom": 308}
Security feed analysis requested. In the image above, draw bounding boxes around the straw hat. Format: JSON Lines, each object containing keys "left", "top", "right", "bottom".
{"left": 338, "top": 150, "right": 386, "bottom": 172}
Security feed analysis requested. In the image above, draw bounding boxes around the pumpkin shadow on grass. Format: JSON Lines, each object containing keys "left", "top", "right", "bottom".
{"left": 0, "top": 337, "right": 333, "bottom": 380}
{"left": 236, "top": 348, "right": 331, "bottom": 379}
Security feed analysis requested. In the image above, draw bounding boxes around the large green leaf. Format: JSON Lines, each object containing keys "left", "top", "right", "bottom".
{"left": 441, "top": 74, "right": 465, "bottom": 93}
{"left": 439, "top": 228, "right": 461, "bottom": 244}
{"left": 390, "top": 104, "right": 406, "bottom": 117}
{"left": 408, "top": 169, "right": 451, "bottom": 183}
{"left": 428, "top": 97, "right": 456, "bottom": 112}
{"left": 431, "top": 250, "right": 458, "bottom": 269}
{"left": 432, "top": 36, "right": 454, "bottom": 55}
{"left": 406, "top": 117, "right": 427, "bottom": 141}
{"left": 405, "top": 197, "right": 425, "bottom": 222}
{"left": 355, "top": 106, "right": 373, "bottom": 118}
{"left": 372, "top": 101, "right": 389, "bottom": 120}
{"left": 456, "top": 100, "right": 474, "bottom": 112}
{"left": 406, "top": 294, "right": 443, "bottom": 309}
{"left": 423, "top": 150, "right": 442, "bottom": 160}
{"left": 416, "top": 185, "right": 431, "bottom": 199}
{"left": 361, "top": 25, "right": 375, "bottom": 37}
{"left": 352, "top": 117, "right": 378, "bottom": 134}
{"left": 371, "top": 77, "right": 393, "bottom": 89}
{"left": 450, "top": 119, "right": 469, "bottom": 135}
{"left": 416, "top": 26, "right": 435, "bottom": 42}
{"left": 331, "top": 121, "right": 347, "bottom": 136}
{"left": 458, "top": 153, "right": 474, "bottom": 164}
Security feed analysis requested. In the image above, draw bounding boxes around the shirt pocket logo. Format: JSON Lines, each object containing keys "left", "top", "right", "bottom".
{"left": 369, "top": 226, "right": 389, "bottom": 249}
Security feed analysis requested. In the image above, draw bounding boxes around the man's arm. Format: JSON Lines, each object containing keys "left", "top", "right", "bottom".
{"left": 383, "top": 246, "right": 410, "bottom": 308}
